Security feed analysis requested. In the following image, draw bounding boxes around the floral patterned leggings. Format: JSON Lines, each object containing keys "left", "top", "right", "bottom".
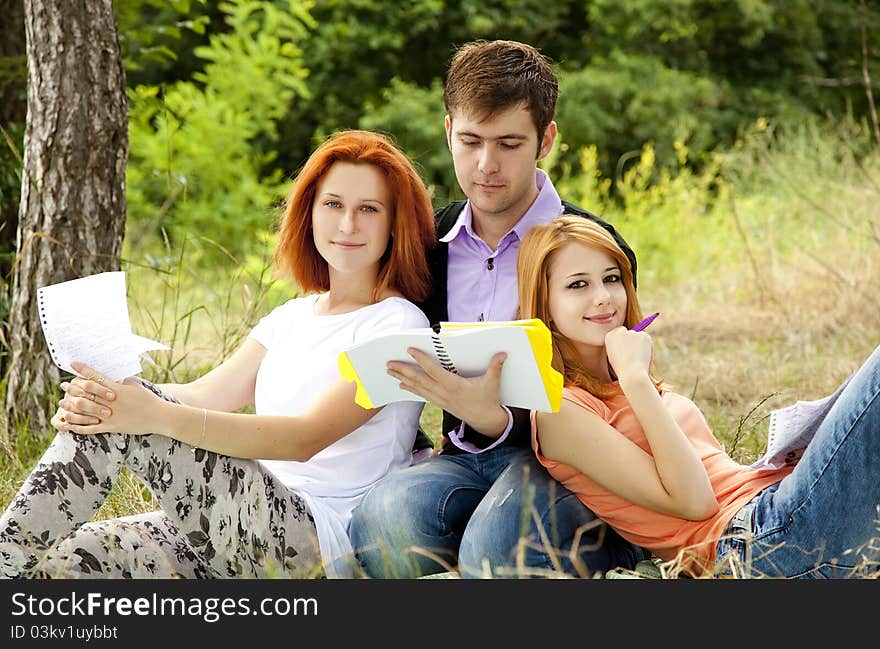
{"left": 0, "top": 382, "right": 323, "bottom": 579}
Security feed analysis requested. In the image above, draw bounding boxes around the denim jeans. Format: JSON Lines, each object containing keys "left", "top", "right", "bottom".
{"left": 717, "top": 343, "right": 880, "bottom": 578}
{"left": 349, "top": 445, "right": 646, "bottom": 578}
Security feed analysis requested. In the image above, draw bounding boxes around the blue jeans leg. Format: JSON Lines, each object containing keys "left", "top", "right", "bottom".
{"left": 457, "top": 449, "right": 646, "bottom": 578}
{"left": 349, "top": 452, "right": 489, "bottom": 578}
{"left": 747, "top": 344, "right": 880, "bottom": 578}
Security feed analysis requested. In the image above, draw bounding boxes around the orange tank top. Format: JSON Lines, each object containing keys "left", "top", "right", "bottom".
{"left": 531, "top": 385, "right": 793, "bottom": 576}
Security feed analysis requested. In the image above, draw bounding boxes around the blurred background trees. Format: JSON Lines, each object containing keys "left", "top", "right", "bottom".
{"left": 3, "top": 0, "right": 876, "bottom": 268}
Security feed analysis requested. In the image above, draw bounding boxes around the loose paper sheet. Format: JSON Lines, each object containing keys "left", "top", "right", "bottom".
{"left": 37, "top": 271, "right": 169, "bottom": 382}
{"left": 748, "top": 375, "right": 852, "bottom": 470}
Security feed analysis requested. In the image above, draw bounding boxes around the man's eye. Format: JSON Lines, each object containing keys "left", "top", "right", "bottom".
{"left": 461, "top": 140, "right": 479, "bottom": 147}
{"left": 500, "top": 142, "right": 522, "bottom": 150}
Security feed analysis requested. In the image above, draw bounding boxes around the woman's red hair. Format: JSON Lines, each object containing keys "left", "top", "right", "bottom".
{"left": 274, "top": 130, "right": 436, "bottom": 302}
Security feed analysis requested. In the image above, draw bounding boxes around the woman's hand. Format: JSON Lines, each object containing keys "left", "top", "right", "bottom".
{"left": 52, "top": 362, "right": 162, "bottom": 436}
{"left": 51, "top": 369, "right": 118, "bottom": 431}
{"left": 605, "top": 326, "right": 654, "bottom": 383}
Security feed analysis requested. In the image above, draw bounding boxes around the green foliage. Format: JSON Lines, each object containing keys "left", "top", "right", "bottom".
{"left": 0, "top": 121, "right": 24, "bottom": 251}
{"left": 553, "top": 0, "right": 853, "bottom": 179}
{"left": 0, "top": 51, "right": 26, "bottom": 268}
{"left": 124, "top": 0, "right": 315, "bottom": 265}
{"left": 556, "top": 53, "right": 729, "bottom": 180}
{"left": 544, "top": 135, "right": 723, "bottom": 288}
{"left": 124, "top": 232, "right": 291, "bottom": 386}
{"left": 358, "top": 78, "right": 456, "bottom": 203}
{"left": 274, "top": 0, "right": 586, "bottom": 182}
{"left": 114, "top": 0, "right": 212, "bottom": 77}
{"left": 115, "top": 0, "right": 880, "bottom": 224}
{"left": 547, "top": 110, "right": 879, "bottom": 297}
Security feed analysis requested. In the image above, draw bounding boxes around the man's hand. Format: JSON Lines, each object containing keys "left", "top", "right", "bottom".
{"left": 387, "top": 348, "right": 510, "bottom": 437}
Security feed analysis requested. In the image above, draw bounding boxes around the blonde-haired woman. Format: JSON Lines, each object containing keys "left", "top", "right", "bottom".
{"left": 519, "top": 214, "right": 879, "bottom": 578}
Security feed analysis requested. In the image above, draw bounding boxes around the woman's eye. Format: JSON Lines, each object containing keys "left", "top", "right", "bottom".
{"left": 604, "top": 274, "right": 621, "bottom": 283}
{"left": 567, "top": 280, "right": 587, "bottom": 289}
{"left": 360, "top": 205, "right": 378, "bottom": 213}
{"left": 324, "top": 200, "right": 342, "bottom": 208}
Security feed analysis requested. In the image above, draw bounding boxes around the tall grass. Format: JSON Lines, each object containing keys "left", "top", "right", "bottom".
{"left": 1, "top": 116, "right": 878, "bottom": 575}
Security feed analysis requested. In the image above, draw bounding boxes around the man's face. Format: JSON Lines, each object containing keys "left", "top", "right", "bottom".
{"left": 445, "top": 105, "right": 556, "bottom": 225}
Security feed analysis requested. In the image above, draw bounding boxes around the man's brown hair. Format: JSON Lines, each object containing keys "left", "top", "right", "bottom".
{"left": 443, "top": 39, "right": 558, "bottom": 146}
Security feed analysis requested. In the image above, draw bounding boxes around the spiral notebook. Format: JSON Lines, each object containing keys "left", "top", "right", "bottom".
{"left": 337, "top": 318, "right": 563, "bottom": 412}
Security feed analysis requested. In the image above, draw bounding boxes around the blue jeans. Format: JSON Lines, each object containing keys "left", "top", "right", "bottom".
{"left": 349, "top": 446, "right": 646, "bottom": 578}
{"left": 717, "top": 344, "right": 880, "bottom": 578}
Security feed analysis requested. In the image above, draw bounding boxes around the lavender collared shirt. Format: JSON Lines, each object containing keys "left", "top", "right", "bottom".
{"left": 440, "top": 169, "right": 564, "bottom": 452}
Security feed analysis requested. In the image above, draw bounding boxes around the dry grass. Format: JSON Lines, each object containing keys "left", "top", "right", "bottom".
{"left": 645, "top": 224, "right": 879, "bottom": 464}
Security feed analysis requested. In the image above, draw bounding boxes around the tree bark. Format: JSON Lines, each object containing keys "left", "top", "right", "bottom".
{"left": 4, "top": 0, "right": 128, "bottom": 436}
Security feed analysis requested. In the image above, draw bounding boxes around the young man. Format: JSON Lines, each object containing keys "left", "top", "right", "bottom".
{"left": 349, "top": 40, "right": 646, "bottom": 578}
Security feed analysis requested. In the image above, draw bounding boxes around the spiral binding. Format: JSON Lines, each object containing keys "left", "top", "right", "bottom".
{"left": 37, "top": 289, "right": 58, "bottom": 364}
{"left": 431, "top": 333, "right": 457, "bottom": 374}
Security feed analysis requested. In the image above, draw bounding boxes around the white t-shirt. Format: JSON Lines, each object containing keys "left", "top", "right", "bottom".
{"left": 248, "top": 294, "right": 428, "bottom": 578}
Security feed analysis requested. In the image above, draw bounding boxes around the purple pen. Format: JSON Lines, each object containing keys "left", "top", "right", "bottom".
{"left": 631, "top": 311, "right": 660, "bottom": 332}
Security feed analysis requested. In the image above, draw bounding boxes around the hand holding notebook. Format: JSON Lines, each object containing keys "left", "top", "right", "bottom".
{"left": 338, "top": 318, "right": 563, "bottom": 412}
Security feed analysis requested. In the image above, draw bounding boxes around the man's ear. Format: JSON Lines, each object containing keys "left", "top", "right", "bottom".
{"left": 537, "top": 121, "right": 558, "bottom": 160}
{"left": 444, "top": 114, "right": 453, "bottom": 150}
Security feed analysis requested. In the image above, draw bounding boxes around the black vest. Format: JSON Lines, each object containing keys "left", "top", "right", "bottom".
{"left": 416, "top": 199, "right": 638, "bottom": 327}
{"left": 415, "top": 199, "right": 638, "bottom": 452}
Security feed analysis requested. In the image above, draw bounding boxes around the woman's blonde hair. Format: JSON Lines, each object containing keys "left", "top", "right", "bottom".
{"left": 517, "top": 215, "right": 662, "bottom": 398}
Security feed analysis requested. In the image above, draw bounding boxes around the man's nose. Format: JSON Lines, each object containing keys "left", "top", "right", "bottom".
{"left": 478, "top": 146, "right": 499, "bottom": 174}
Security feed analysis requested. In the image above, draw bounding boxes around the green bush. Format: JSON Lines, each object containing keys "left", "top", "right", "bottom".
{"left": 358, "top": 78, "right": 456, "bottom": 204}
{"left": 124, "top": 0, "right": 314, "bottom": 266}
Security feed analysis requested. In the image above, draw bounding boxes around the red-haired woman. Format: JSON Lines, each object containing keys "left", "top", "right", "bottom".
{"left": 0, "top": 130, "right": 436, "bottom": 579}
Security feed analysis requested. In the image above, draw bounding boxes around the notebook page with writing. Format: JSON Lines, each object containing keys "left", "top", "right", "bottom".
{"left": 749, "top": 375, "right": 853, "bottom": 470}
{"left": 37, "top": 271, "right": 169, "bottom": 382}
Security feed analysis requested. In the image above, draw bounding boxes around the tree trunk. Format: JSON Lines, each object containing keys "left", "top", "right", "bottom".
{"left": 4, "top": 0, "right": 128, "bottom": 437}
